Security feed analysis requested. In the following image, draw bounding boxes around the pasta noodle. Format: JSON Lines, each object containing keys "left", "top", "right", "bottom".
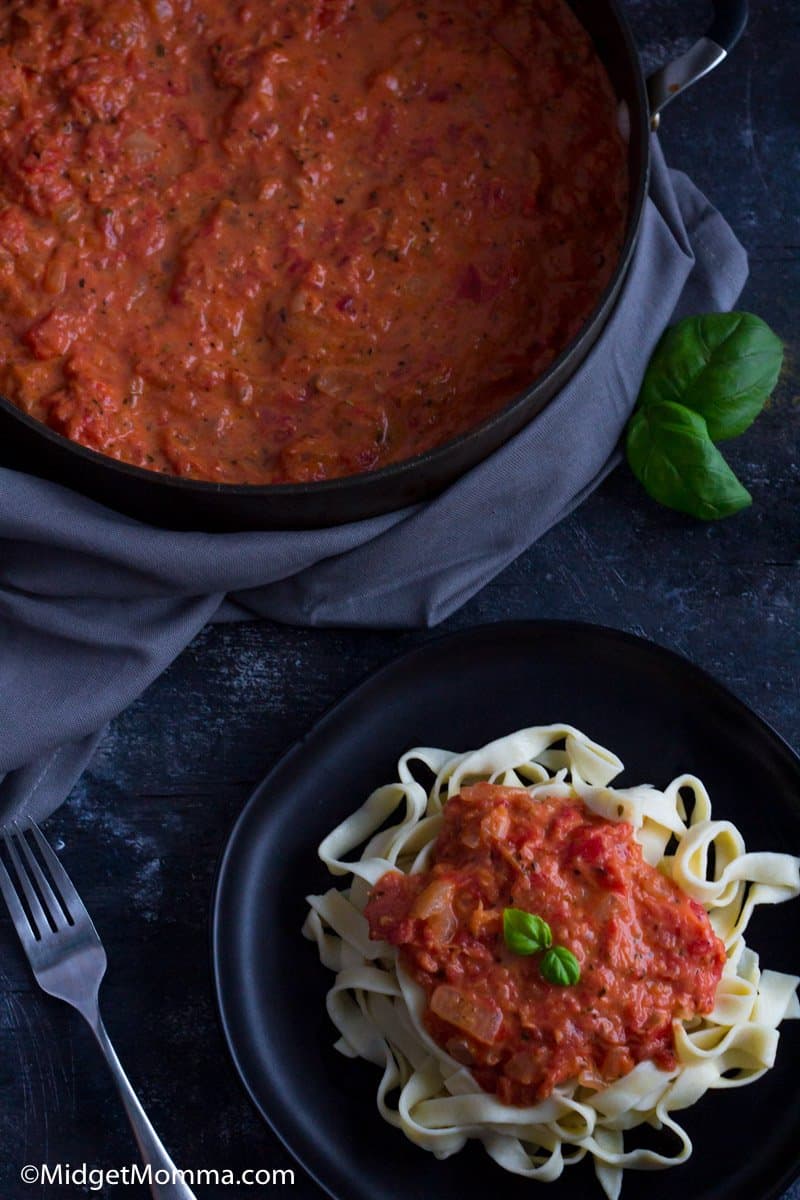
{"left": 302, "top": 725, "right": 800, "bottom": 1199}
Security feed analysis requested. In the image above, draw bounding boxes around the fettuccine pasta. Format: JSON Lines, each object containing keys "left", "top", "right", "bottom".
{"left": 303, "top": 726, "right": 800, "bottom": 1199}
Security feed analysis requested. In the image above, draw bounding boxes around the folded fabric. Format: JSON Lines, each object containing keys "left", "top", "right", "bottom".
{"left": 0, "top": 139, "right": 748, "bottom": 823}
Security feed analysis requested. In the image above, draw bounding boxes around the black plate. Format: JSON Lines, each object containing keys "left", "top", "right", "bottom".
{"left": 212, "top": 621, "right": 800, "bottom": 1200}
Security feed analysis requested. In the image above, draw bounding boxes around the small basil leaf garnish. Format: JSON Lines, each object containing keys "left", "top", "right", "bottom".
{"left": 503, "top": 908, "right": 552, "bottom": 956}
{"left": 625, "top": 401, "right": 752, "bottom": 520}
{"left": 540, "top": 946, "right": 581, "bottom": 987}
{"left": 638, "top": 312, "right": 784, "bottom": 442}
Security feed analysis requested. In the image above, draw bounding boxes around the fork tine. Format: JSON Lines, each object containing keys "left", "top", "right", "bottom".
{"left": 0, "top": 854, "right": 40, "bottom": 945}
{"left": 12, "top": 823, "right": 70, "bottom": 930}
{"left": 2, "top": 834, "right": 50, "bottom": 940}
{"left": 26, "top": 821, "right": 83, "bottom": 922}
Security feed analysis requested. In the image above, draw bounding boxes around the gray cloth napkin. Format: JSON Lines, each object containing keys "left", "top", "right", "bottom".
{"left": 0, "top": 139, "right": 748, "bottom": 823}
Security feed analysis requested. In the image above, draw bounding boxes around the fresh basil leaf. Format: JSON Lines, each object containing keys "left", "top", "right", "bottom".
{"left": 626, "top": 401, "right": 751, "bottom": 520}
{"left": 540, "top": 946, "right": 580, "bottom": 986}
{"left": 639, "top": 312, "right": 783, "bottom": 441}
{"left": 503, "top": 908, "right": 552, "bottom": 956}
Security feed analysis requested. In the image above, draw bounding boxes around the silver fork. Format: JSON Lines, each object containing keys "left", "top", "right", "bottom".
{"left": 0, "top": 819, "right": 197, "bottom": 1200}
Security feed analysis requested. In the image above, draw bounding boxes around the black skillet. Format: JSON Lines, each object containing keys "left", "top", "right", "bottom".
{"left": 0, "top": 1, "right": 749, "bottom": 530}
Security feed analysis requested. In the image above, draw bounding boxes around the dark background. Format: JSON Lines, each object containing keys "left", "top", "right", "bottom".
{"left": 1, "top": 2, "right": 797, "bottom": 1197}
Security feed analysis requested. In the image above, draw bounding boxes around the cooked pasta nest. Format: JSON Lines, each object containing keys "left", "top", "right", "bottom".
{"left": 303, "top": 725, "right": 800, "bottom": 1199}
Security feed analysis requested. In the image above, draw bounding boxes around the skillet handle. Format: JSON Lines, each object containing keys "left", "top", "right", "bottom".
{"left": 646, "top": 0, "right": 748, "bottom": 129}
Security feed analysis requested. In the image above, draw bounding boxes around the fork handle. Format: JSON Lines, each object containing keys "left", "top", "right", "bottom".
{"left": 89, "top": 1013, "right": 198, "bottom": 1200}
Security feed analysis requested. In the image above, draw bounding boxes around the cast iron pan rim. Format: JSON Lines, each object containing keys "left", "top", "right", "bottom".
{"left": 0, "top": 0, "right": 650, "bottom": 508}
{"left": 210, "top": 618, "right": 800, "bottom": 1200}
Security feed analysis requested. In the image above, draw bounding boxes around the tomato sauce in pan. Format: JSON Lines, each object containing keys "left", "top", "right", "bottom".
{"left": 366, "top": 785, "right": 726, "bottom": 1105}
{"left": 0, "top": 0, "right": 627, "bottom": 484}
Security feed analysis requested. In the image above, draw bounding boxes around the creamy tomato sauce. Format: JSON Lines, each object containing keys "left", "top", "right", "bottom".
{"left": 366, "top": 784, "right": 726, "bottom": 1105}
{"left": 0, "top": 0, "right": 627, "bottom": 484}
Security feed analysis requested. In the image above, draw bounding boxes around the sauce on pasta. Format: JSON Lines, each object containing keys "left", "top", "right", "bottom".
{"left": 0, "top": 0, "right": 627, "bottom": 483}
{"left": 366, "top": 783, "right": 726, "bottom": 1105}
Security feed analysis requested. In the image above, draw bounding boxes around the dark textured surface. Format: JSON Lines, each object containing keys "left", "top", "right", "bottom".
{"left": 1, "top": 2, "right": 798, "bottom": 1198}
